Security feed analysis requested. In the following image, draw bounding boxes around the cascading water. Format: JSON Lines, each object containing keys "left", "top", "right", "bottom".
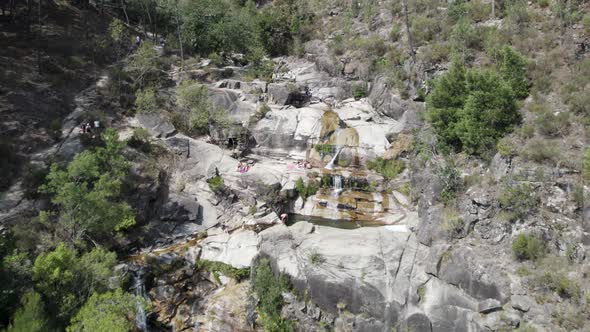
{"left": 325, "top": 146, "right": 343, "bottom": 170}
{"left": 134, "top": 267, "right": 149, "bottom": 332}
{"left": 333, "top": 175, "right": 342, "bottom": 195}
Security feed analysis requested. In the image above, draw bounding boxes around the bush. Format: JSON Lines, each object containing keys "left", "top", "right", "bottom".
{"left": 410, "top": 15, "right": 438, "bottom": 46}
{"left": 538, "top": 272, "right": 581, "bottom": 300}
{"left": 134, "top": 88, "right": 158, "bottom": 114}
{"left": 535, "top": 110, "right": 569, "bottom": 136}
{"left": 512, "top": 234, "right": 544, "bottom": 261}
{"left": 208, "top": 175, "right": 225, "bottom": 193}
{"left": 127, "top": 127, "right": 151, "bottom": 151}
{"left": 248, "top": 103, "right": 271, "bottom": 126}
{"left": 520, "top": 138, "right": 559, "bottom": 163}
{"left": 176, "top": 80, "right": 228, "bottom": 134}
{"left": 367, "top": 157, "right": 405, "bottom": 180}
{"left": 494, "top": 46, "right": 530, "bottom": 99}
{"left": 251, "top": 258, "right": 295, "bottom": 332}
{"left": 308, "top": 251, "right": 325, "bottom": 265}
{"left": 497, "top": 137, "right": 518, "bottom": 157}
{"left": 196, "top": 260, "right": 249, "bottom": 281}
{"left": 426, "top": 61, "right": 521, "bottom": 156}
{"left": 499, "top": 183, "right": 539, "bottom": 222}
{"left": 436, "top": 158, "right": 461, "bottom": 204}
{"left": 295, "top": 178, "right": 319, "bottom": 201}
{"left": 583, "top": 148, "right": 590, "bottom": 181}
{"left": 352, "top": 82, "right": 368, "bottom": 100}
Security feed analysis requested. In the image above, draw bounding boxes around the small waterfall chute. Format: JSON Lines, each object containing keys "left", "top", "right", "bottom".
{"left": 333, "top": 175, "right": 342, "bottom": 195}
{"left": 325, "top": 146, "right": 343, "bottom": 170}
{"left": 134, "top": 267, "right": 149, "bottom": 332}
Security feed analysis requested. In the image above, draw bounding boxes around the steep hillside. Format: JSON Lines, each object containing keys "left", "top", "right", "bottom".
{"left": 0, "top": 0, "right": 588, "bottom": 331}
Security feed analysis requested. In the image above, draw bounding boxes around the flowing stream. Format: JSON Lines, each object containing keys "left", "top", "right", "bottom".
{"left": 324, "top": 146, "right": 343, "bottom": 170}
{"left": 134, "top": 267, "right": 149, "bottom": 332}
{"left": 333, "top": 175, "right": 342, "bottom": 195}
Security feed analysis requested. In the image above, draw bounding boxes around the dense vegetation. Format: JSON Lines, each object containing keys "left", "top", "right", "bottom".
{"left": 426, "top": 53, "right": 525, "bottom": 156}
{"left": 0, "top": 130, "right": 139, "bottom": 330}
{"left": 252, "top": 258, "right": 296, "bottom": 331}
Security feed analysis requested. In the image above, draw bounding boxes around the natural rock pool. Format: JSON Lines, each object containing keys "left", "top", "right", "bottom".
{"left": 286, "top": 214, "right": 386, "bottom": 229}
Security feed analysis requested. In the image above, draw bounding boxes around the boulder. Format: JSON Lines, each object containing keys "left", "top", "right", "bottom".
{"left": 437, "top": 247, "right": 508, "bottom": 302}
{"left": 267, "top": 83, "right": 310, "bottom": 107}
{"left": 258, "top": 222, "right": 426, "bottom": 328}
{"left": 511, "top": 295, "right": 532, "bottom": 312}
{"left": 200, "top": 230, "right": 259, "bottom": 269}
{"left": 160, "top": 192, "right": 201, "bottom": 222}
{"left": 136, "top": 113, "right": 176, "bottom": 138}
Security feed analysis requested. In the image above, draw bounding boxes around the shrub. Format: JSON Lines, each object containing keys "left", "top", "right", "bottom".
{"left": 308, "top": 251, "right": 325, "bottom": 265}
{"left": 410, "top": 15, "right": 438, "bottom": 46}
{"left": 352, "top": 35, "right": 388, "bottom": 58}
{"left": 252, "top": 258, "right": 296, "bottom": 332}
{"left": 249, "top": 103, "right": 271, "bottom": 126}
{"left": 499, "top": 183, "right": 539, "bottom": 222}
{"left": 497, "top": 137, "right": 518, "bottom": 158}
{"left": 208, "top": 175, "right": 225, "bottom": 193}
{"left": 352, "top": 82, "right": 368, "bottom": 100}
{"left": 367, "top": 157, "right": 405, "bottom": 180}
{"left": 520, "top": 138, "right": 559, "bottom": 163}
{"left": 314, "top": 144, "right": 333, "bottom": 156}
{"left": 519, "top": 124, "right": 535, "bottom": 139}
{"left": 134, "top": 88, "right": 158, "bottom": 114}
{"left": 436, "top": 158, "right": 461, "bottom": 204}
{"left": 494, "top": 46, "right": 530, "bottom": 99}
{"left": 512, "top": 233, "right": 544, "bottom": 261}
{"left": 196, "top": 260, "right": 249, "bottom": 281}
{"left": 583, "top": 13, "right": 590, "bottom": 36}
{"left": 553, "top": 308, "right": 585, "bottom": 330}
{"left": 420, "top": 42, "right": 451, "bottom": 65}
{"left": 538, "top": 272, "right": 581, "bottom": 300}
{"left": 535, "top": 110, "right": 569, "bottom": 136}
{"left": 295, "top": 178, "right": 319, "bottom": 201}
{"left": 176, "top": 80, "right": 228, "bottom": 134}
{"left": 128, "top": 127, "right": 151, "bottom": 151}
{"left": 208, "top": 52, "right": 224, "bottom": 67}
{"left": 583, "top": 148, "right": 590, "bottom": 181}
{"left": 426, "top": 61, "right": 521, "bottom": 156}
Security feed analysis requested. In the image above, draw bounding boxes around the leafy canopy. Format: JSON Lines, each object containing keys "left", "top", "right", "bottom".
{"left": 40, "top": 129, "right": 135, "bottom": 243}
{"left": 67, "top": 289, "right": 145, "bottom": 332}
{"left": 32, "top": 244, "right": 117, "bottom": 325}
{"left": 427, "top": 60, "right": 521, "bottom": 156}
{"left": 6, "top": 291, "right": 48, "bottom": 332}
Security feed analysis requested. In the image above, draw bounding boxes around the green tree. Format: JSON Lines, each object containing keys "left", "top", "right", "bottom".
{"left": 126, "top": 41, "right": 163, "bottom": 89}
{"left": 252, "top": 258, "right": 295, "bottom": 332}
{"left": 40, "top": 129, "right": 135, "bottom": 243}
{"left": 108, "top": 19, "right": 128, "bottom": 60}
{"left": 499, "top": 183, "right": 539, "bottom": 222}
{"left": 6, "top": 292, "right": 48, "bottom": 332}
{"left": 134, "top": 88, "right": 159, "bottom": 114}
{"left": 512, "top": 233, "right": 544, "bottom": 261}
{"left": 427, "top": 61, "right": 520, "bottom": 156}
{"left": 0, "top": 239, "right": 32, "bottom": 326}
{"left": 32, "top": 244, "right": 117, "bottom": 325}
{"left": 176, "top": 79, "right": 228, "bottom": 134}
{"left": 456, "top": 70, "right": 519, "bottom": 155}
{"left": 495, "top": 46, "right": 529, "bottom": 99}
{"left": 67, "top": 289, "right": 144, "bottom": 332}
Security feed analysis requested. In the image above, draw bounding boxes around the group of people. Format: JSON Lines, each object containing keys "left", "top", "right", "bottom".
{"left": 237, "top": 161, "right": 251, "bottom": 173}
{"left": 79, "top": 121, "right": 99, "bottom": 134}
{"left": 287, "top": 160, "right": 311, "bottom": 170}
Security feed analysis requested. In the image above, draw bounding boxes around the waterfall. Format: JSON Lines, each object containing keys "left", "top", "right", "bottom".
{"left": 333, "top": 175, "right": 342, "bottom": 195}
{"left": 325, "top": 146, "right": 343, "bottom": 170}
{"left": 134, "top": 268, "right": 148, "bottom": 332}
